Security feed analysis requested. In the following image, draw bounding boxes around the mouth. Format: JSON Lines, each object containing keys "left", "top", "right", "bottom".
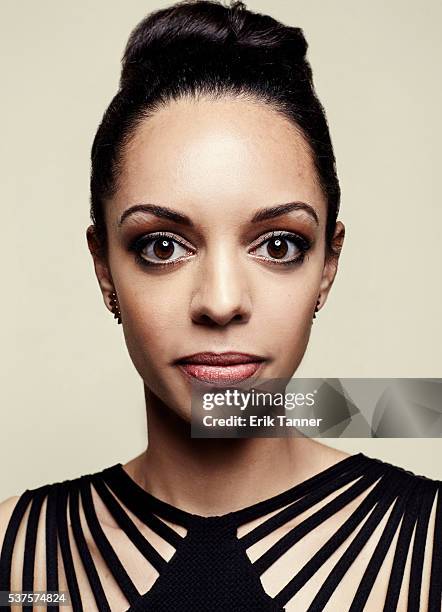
{"left": 174, "top": 351, "right": 267, "bottom": 385}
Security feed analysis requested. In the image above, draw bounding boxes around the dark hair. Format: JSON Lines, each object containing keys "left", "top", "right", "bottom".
{"left": 90, "top": 0, "right": 340, "bottom": 258}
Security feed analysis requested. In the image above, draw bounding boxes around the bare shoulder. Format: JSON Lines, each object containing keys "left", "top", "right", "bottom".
{"left": 0, "top": 494, "right": 22, "bottom": 551}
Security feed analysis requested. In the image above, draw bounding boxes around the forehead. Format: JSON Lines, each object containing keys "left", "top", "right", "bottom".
{"left": 110, "top": 95, "right": 326, "bottom": 224}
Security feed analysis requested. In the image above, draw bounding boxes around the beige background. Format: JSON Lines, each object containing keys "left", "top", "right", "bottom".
{"left": 1, "top": 0, "right": 441, "bottom": 500}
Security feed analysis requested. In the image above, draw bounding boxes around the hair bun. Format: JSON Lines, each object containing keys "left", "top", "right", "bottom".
{"left": 120, "top": 0, "right": 308, "bottom": 90}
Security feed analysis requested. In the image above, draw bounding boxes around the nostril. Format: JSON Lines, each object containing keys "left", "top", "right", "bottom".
{"left": 193, "top": 311, "right": 246, "bottom": 327}
{"left": 198, "top": 314, "right": 217, "bottom": 327}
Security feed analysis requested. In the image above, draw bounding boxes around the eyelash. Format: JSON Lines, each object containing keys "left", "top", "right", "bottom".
{"left": 249, "top": 230, "right": 311, "bottom": 267}
{"left": 129, "top": 231, "right": 195, "bottom": 269}
{"left": 128, "top": 230, "right": 312, "bottom": 269}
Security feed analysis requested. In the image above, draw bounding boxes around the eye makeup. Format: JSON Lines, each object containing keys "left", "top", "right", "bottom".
{"left": 127, "top": 228, "right": 313, "bottom": 270}
{"left": 128, "top": 231, "right": 196, "bottom": 269}
{"left": 248, "top": 230, "right": 312, "bottom": 267}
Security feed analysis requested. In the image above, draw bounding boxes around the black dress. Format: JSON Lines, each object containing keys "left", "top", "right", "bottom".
{"left": 1, "top": 452, "right": 441, "bottom": 611}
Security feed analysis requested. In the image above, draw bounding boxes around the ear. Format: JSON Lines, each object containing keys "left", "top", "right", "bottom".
{"left": 86, "top": 225, "right": 115, "bottom": 315}
{"left": 316, "top": 221, "right": 345, "bottom": 312}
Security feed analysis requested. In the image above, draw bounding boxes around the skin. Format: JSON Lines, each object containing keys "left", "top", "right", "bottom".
{"left": 85, "top": 94, "right": 348, "bottom": 516}
{"left": 1, "top": 94, "right": 429, "bottom": 611}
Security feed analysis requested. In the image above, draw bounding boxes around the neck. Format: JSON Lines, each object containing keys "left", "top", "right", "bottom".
{"left": 124, "top": 385, "right": 348, "bottom": 517}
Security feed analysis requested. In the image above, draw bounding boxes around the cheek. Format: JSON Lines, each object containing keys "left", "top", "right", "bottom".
{"left": 256, "top": 273, "right": 316, "bottom": 327}
{"left": 253, "top": 272, "right": 318, "bottom": 369}
{"left": 119, "top": 283, "right": 185, "bottom": 374}
{"left": 117, "top": 279, "right": 193, "bottom": 417}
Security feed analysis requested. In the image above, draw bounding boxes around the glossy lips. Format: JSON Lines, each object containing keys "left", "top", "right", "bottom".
{"left": 175, "top": 351, "right": 266, "bottom": 384}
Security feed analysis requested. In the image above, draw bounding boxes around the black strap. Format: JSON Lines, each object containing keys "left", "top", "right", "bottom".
{"left": 428, "top": 483, "right": 442, "bottom": 612}
{"left": 306, "top": 471, "right": 414, "bottom": 611}
{"left": 45, "top": 483, "right": 59, "bottom": 596}
{"left": 56, "top": 481, "right": 83, "bottom": 612}
{"left": 241, "top": 456, "right": 370, "bottom": 548}
{"left": 0, "top": 490, "right": 34, "bottom": 612}
{"left": 102, "top": 467, "right": 186, "bottom": 546}
{"left": 253, "top": 461, "right": 385, "bottom": 575}
{"left": 407, "top": 480, "right": 438, "bottom": 611}
{"left": 78, "top": 476, "right": 141, "bottom": 607}
{"left": 69, "top": 479, "right": 111, "bottom": 612}
{"left": 91, "top": 474, "right": 169, "bottom": 573}
{"left": 349, "top": 475, "right": 419, "bottom": 611}
{"left": 382, "top": 479, "right": 427, "bottom": 611}
{"left": 231, "top": 452, "right": 368, "bottom": 527}
{"left": 273, "top": 466, "right": 394, "bottom": 607}
{"left": 22, "top": 486, "right": 49, "bottom": 612}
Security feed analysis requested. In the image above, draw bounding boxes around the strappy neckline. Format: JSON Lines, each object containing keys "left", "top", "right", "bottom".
{"left": 4, "top": 452, "right": 441, "bottom": 612}
{"left": 99, "top": 451, "right": 368, "bottom": 527}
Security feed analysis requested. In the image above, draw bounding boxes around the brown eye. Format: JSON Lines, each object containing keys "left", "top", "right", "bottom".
{"left": 153, "top": 238, "right": 175, "bottom": 260}
{"left": 267, "top": 237, "right": 288, "bottom": 259}
{"left": 132, "top": 232, "right": 195, "bottom": 266}
{"left": 249, "top": 231, "right": 311, "bottom": 265}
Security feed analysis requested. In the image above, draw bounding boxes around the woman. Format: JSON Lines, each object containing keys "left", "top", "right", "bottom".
{"left": 0, "top": 1, "right": 441, "bottom": 610}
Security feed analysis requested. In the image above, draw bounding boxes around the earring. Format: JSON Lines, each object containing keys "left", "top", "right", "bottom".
{"left": 313, "top": 298, "right": 320, "bottom": 319}
{"left": 109, "top": 290, "right": 122, "bottom": 324}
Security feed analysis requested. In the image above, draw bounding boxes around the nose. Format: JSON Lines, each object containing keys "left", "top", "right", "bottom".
{"left": 190, "top": 247, "right": 252, "bottom": 327}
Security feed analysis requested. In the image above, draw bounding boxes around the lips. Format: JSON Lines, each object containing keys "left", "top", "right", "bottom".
{"left": 174, "top": 352, "right": 266, "bottom": 384}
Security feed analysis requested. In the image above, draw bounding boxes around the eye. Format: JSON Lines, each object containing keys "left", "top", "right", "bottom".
{"left": 249, "top": 231, "right": 311, "bottom": 265}
{"left": 130, "top": 232, "right": 195, "bottom": 266}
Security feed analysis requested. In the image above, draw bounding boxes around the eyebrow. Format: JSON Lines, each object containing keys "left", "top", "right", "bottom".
{"left": 251, "top": 202, "right": 319, "bottom": 225}
{"left": 118, "top": 204, "right": 194, "bottom": 227}
{"left": 118, "top": 201, "right": 319, "bottom": 227}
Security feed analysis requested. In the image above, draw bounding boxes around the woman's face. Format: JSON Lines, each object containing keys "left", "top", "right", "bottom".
{"left": 88, "top": 95, "right": 344, "bottom": 420}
